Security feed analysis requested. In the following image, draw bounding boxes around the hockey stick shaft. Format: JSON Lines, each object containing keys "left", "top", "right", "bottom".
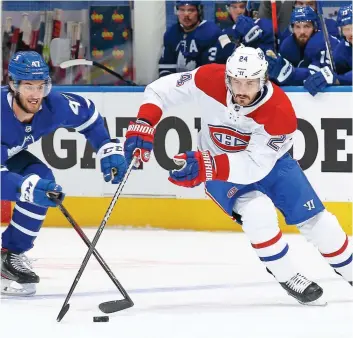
{"left": 59, "top": 58, "right": 136, "bottom": 86}
{"left": 56, "top": 158, "right": 137, "bottom": 322}
{"left": 48, "top": 193, "right": 133, "bottom": 304}
{"left": 270, "top": 0, "right": 279, "bottom": 52}
{"left": 317, "top": 0, "right": 336, "bottom": 72}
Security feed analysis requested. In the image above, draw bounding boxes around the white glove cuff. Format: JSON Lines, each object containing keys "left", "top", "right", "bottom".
{"left": 244, "top": 25, "right": 262, "bottom": 43}
{"left": 19, "top": 174, "right": 40, "bottom": 203}
{"left": 277, "top": 59, "right": 293, "bottom": 84}
{"left": 97, "top": 142, "right": 124, "bottom": 160}
{"left": 321, "top": 66, "right": 334, "bottom": 84}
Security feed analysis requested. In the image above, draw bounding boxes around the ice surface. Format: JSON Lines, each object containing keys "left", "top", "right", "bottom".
{"left": 1, "top": 228, "right": 352, "bottom": 338}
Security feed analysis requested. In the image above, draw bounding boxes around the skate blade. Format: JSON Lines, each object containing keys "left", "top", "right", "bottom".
{"left": 299, "top": 298, "right": 328, "bottom": 307}
{"left": 1, "top": 279, "right": 36, "bottom": 296}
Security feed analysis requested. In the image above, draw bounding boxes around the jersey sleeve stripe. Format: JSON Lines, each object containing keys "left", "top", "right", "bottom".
{"left": 75, "top": 107, "right": 99, "bottom": 132}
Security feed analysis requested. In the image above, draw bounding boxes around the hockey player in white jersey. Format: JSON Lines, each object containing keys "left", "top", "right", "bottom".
{"left": 124, "top": 45, "right": 352, "bottom": 305}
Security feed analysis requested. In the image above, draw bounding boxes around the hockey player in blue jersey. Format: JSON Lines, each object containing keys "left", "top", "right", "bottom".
{"left": 216, "top": 1, "right": 275, "bottom": 64}
{"left": 1, "top": 51, "right": 127, "bottom": 296}
{"left": 265, "top": 6, "right": 339, "bottom": 88}
{"left": 279, "top": 0, "right": 340, "bottom": 42}
{"left": 304, "top": 4, "right": 352, "bottom": 95}
{"left": 158, "top": 1, "right": 221, "bottom": 77}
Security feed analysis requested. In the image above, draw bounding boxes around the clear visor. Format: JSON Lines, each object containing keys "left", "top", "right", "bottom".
{"left": 14, "top": 79, "right": 52, "bottom": 97}
{"left": 228, "top": 76, "right": 261, "bottom": 95}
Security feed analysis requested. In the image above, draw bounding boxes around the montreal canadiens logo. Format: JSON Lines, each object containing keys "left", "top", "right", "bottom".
{"left": 227, "top": 186, "right": 238, "bottom": 198}
{"left": 208, "top": 125, "right": 251, "bottom": 153}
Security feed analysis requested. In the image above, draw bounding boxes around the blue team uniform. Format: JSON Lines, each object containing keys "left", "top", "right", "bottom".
{"left": 159, "top": 20, "right": 221, "bottom": 77}
{"left": 279, "top": 17, "right": 340, "bottom": 43}
{"left": 334, "top": 40, "right": 352, "bottom": 84}
{"left": 1, "top": 89, "right": 110, "bottom": 253}
{"left": 278, "top": 31, "right": 340, "bottom": 85}
{"left": 215, "top": 17, "right": 275, "bottom": 63}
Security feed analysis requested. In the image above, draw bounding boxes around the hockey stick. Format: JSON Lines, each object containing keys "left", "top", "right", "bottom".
{"left": 316, "top": 0, "right": 336, "bottom": 72}
{"left": 56, "top": 157, "right": 137, "bottom": 322}
{"left": 47, "top": 192, "right": 134, "bottom": 316}
{"left": 60, "top": 59, "right": 137, "bottom": 86}
{"left": 49, "top": 38, "right": 137, "bottom": 85}
{"left": 270, "top": 0, "right": 279, "bottom": 51}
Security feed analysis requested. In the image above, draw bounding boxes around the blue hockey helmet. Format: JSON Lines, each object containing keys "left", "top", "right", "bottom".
{"left": 337, "top": 4, "right": 352, "bottom": 27}
{"left": 8, "top": 51, "right": 51, "bottom": 96}
{"left": 290, "top": 6, "right": 319, "bottom": 29}
{"left": 175, "top": 1, "right": 203, "bottom": 20}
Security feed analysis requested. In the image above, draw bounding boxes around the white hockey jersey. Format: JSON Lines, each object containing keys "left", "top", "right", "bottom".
{"left": 137, "top": 64, "right": 297, "bottom": 185}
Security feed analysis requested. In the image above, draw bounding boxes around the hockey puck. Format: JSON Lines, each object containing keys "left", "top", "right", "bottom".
{"left": 93, "top": 316, "right": 109, "bottom": 322}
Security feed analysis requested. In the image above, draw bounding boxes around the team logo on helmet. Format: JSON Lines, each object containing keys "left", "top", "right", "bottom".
{"left": 208, "top": 125, "right": 251, "bottom": 152}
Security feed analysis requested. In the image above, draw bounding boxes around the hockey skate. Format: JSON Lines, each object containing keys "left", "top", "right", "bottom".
{"left": 334, "top": 269, "right": 353, "bottom": 286}
{"left": 1, "top": 248, "right": 39, "bottom": 296}
{"left": 267, "top": 268, "right": 326, "bottom": 306}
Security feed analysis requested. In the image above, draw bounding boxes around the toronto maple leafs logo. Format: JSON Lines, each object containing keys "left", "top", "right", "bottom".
{"left": 176, "top": 51, "right": 197, "bottom": 73}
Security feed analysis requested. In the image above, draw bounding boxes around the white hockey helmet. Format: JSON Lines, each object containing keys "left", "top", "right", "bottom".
{"left": 225, "top": 45, "right": 268, "bottom": 94}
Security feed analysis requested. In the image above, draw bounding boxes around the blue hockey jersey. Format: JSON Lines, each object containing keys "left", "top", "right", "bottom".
{"left": 215, "top": 18, "right": 275, "bottom": 64}
{"left": 279, "top": 17, "right": 340, "bottom": 43}
{"left": 1, "top": 88, "right": 110, "bottom": 201}
{"left": 278, "top": 31, "right": 340, "bottom": 85}
{"left": 159, "top": 20, "right": 221, "bottom": 77}
{"left": 334, "top": 39, "right": 352, "bottom": 85}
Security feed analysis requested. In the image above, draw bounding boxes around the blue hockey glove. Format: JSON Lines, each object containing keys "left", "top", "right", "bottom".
{"left": 235, "top": 15, "right": 263, "bottom": 44}
{"left": 168, "top": 151, "right": 229, "bottom": 188}
{"left": 97, "top": 141, "right": 127, "bottom": 184}
{"left": 265, "top": 50, "right": 293, "bottom": 84}
{"left": 304, "top": 66, "right": 337, "bottom": 97}
{"left": 17, "top": 174, "right": 64, "bottom": 208}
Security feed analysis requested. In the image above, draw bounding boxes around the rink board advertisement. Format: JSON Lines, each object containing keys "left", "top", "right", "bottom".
{"left": 3, "top": 87, "right": 353, "bottom": 234}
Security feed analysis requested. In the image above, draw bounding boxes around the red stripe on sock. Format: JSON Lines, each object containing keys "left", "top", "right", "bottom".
{"left": 321, "top": 236, "right": 348, "bottom": 258}
{"left": 252, "top": 231, "right": 282, "bottom": 249}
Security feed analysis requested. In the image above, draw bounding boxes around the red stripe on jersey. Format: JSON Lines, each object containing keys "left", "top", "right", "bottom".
{"left": 247, "top": 83, "right": 297, "bottom": 136}
{"left": 321, "top": 236, "right": 349, "bottom": 258}
{"left": 252, "top": 231, "right": 282, "bottom": 249}
{"left": 137, "top": 103, "right": 163, "bottom": 127}
{"left": 214, "top": 154, "right": 230, "bottom": 181}
{"left": 195, "top": 64, "right": 227, "bottom": 106}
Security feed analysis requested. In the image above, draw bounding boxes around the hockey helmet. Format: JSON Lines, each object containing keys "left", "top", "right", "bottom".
{"left": 290, "top": 6, "right": 319, "bottom": 29}
{"left": 8, "top": 51, "right": 52, "bottom": 96}
{"left": 337, "top": 4, "right": 352, "bottom": 27}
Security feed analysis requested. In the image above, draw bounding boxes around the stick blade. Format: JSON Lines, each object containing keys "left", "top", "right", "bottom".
{"left": 57, "top": 303, "right": 70, "bottom": 322}
{"left": 59, "top": 59, "right": 93, "bottom": 69}
{"left": 50, "top": 38, "right": 71, "bottom": 66}
{"left": 99, "top": 299, "right": 134, "bottom": 314}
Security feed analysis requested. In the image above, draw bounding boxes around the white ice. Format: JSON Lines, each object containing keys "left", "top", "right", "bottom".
{"left": 1, "top": 227, "right": 352, "bottom": 338}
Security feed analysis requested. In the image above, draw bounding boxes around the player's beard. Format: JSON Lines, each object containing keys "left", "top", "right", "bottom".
{"left": 234, "top": 94, "right": 251, "bottom": 106}
{"left": 14, "top": 92, "right": 42, "bottom": 116}
{"left": 295, "top": 34, "right": 309, "bottom": 47}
